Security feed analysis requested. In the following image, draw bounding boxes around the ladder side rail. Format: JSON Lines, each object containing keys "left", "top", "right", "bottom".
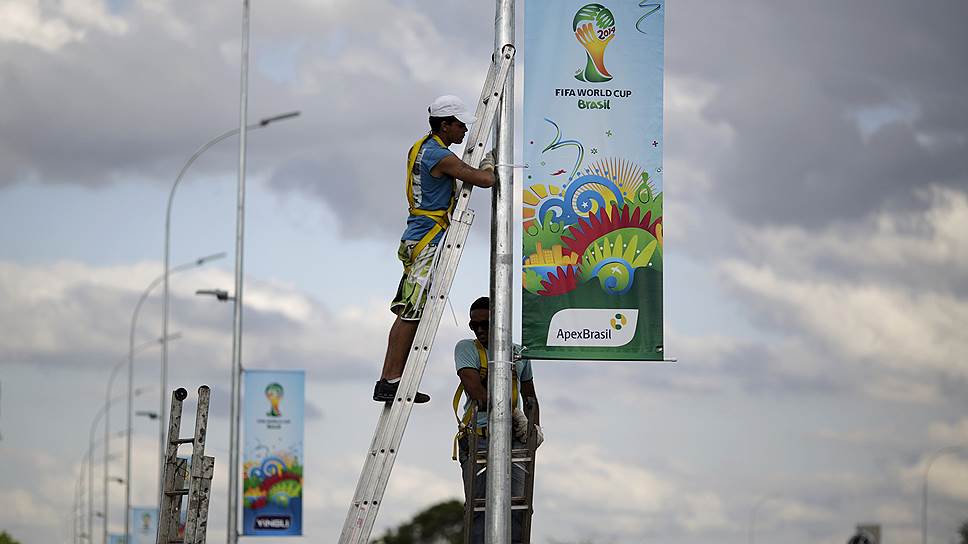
{"left": 341, "top": 120, "right": 492, "bottom": 544}
{"left": 157, "top": 388, "right": 187, "bottom": 544}
{"left": 188, "top": 456, "right": 215, "bottom": 544}
{"left": 460, "top": 45, "right": 516, "bottom": 179}
{"left": 354, "top": 213, "right": 477, "bottom": 541}
{"left": 462, "top": 403, "right": 481, "bottom": 544}
{"left": 339, "top": 213, "right": 475, "bottom": 541}
{"left": 184, "top": 386, "right": 211, "bottom": 543}
{"left": 337, "top": 405, "right": 393, "bottom": 538}
{"left": 344, "top": 138, "right": 494, "bottom": 542}
{"left": 520, "top": 400, "right": 538, "bottom": 544}
{"left": 338, "top": 47, "right": 515, "bottom": 544}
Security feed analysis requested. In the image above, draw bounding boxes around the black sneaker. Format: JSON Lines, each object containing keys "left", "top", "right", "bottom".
{"left": 373, "top": 379, "right": 431, "bottom": 404}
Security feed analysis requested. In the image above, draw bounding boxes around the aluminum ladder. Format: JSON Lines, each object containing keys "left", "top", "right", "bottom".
{"left": 461, "top": 400, "right": 539, "bottom": 544}
{"left": 338, "top": 44, "right": 516, "bottom": 544}
{"left": 156, "top": 386, "right": 215, "bottom": 544}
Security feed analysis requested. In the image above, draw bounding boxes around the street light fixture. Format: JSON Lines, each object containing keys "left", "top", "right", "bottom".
{"left": 124, "top": 253, "right": 224, "bottom": 542}
{"left": 136, "top": 411, "right": 159, "bottom": 420}
{"left": 196, "top": 289, "right": 234, "bottom": 302}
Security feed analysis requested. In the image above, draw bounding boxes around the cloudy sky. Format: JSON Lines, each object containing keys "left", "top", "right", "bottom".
{"left": 2, "top": 0, "right": 967, "bottom": 543}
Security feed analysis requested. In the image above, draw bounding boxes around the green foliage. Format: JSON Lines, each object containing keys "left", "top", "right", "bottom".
{"left": 958, "top": 519, "right": 968, "bottom": 544}
{"left": 372, "top": 499, "right": 464, "bottom": 544}
{"left": 0, "top": 531, "right": 23, "bottom": 544}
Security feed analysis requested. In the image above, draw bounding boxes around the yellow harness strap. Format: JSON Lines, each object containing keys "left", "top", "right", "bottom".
{"left": 406, "top": 133, "right": 455, "bottom": 259}
{"left": 451, "top": 340, "right": 519, "bottom": 460}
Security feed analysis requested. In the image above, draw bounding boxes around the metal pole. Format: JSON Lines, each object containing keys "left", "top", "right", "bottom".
{"left": 124, "top": 254, "right": 224, "bottom": 542}
{"left": 228, "top": 1, "right": 251, "bottom": 541}
{"left": 88, "top": 436, "right": 93, "bottom": 543}
{"left": 922, "top": 445, "right": 965, "bottom": 544}
{"left": 88, "top": 407, "right": 108, "bottom": 544}
{"left": 160, "top": 111, "right": 298, "bottom": 519}
{"left": 486, "top": 0, "right": 514, "bottom": 542}
{"left": 82, "top": 447, "right": 92, "bottom": 543}
{"left": 74, "top": 460, "right": 83, "bottom": 544}
{"left": 103, "top": 381, "right": 110, "bottom": 544}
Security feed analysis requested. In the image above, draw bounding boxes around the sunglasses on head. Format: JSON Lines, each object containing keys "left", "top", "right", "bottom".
{"left": 469, "top": 319, "right": 489, "bottom": 331}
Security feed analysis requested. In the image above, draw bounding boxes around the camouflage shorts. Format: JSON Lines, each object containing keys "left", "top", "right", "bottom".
{"left": 390, "top": 240, "right": 439, "bottom": 321}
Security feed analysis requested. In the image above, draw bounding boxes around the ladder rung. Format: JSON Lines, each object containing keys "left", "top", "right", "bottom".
{"left": 472, "top": 504, "right": 532, "bottom": 512}
{"left": 165, "top": 489, "right": 189, "bottom": 496}
{"left": 171, "top": 437, "right": 194, "bottom": 444}
{"left": 472, "top": 497, "right": 531, "bottom": 505}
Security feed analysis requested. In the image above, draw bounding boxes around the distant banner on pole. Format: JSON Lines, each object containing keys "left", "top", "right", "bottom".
{"left": 243, "top": 370, "right": 304, "bottom": 536}
{"left": 128, "top": 507, "right": 157, "bottom": 544}
{"left": 108, "top": 534, "right": 126, "bottom": 544}
{"left": 522, "top": 1, "right": 664, "bottom": 360}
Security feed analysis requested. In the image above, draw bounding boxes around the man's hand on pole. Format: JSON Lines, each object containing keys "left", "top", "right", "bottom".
{"left": 479, "top": 149, "right": 496, "bottom": 171}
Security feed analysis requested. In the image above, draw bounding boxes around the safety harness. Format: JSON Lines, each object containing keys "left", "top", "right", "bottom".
{"left": 451, "top": 339, "right": 518, "bottom": 460}
{"left": 406, "top": 133, "right": 455, "bottom": 259}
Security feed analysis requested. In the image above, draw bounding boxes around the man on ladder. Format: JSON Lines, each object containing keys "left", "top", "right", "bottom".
{"left": 453, "top": 296, "right": 543, "bottom": 543}
{"left": 373, "top": 95, "right": 497, "bottom": 404}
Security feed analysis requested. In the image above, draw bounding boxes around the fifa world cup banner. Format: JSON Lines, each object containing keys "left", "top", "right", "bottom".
{"left": 109, "top": 534, "right": 126, "bottom": 544}
{"left": 243, "top": 370, "right": 304, "bottom": 535}
{"left": 128, "top": 507, "right": 157, "bottom": 544}
{"left": 523, "top": 1, "right": 664, "bottom": 360}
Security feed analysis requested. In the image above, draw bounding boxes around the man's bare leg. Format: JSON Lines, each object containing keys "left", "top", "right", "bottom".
{"left": 373, "top": 314, "right": 430, "bottom": 402}
{"left": 381, "top": 316, "right": 419, "bottom": 380}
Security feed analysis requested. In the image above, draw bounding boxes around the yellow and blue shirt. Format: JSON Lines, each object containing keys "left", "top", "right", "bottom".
{"left": 402, "top": 137, "right": 455, "bottom": 245}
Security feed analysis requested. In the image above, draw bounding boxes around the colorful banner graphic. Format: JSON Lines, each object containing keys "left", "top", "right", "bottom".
{"left": 523, "top": 1, "right": 664, "bottom": 360}
{"left": 128, "top": 507, "right": 157, "bottom": 544}
{"left": 243, "top": 370, "right": 305, "bottom": 536}
{"left": 108, "top": 534, "right": 126, "bottom": 544}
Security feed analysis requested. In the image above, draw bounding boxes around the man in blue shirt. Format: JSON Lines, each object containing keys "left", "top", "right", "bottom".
{"left": 373, "top": 95, "right": 497, "bottom": 403}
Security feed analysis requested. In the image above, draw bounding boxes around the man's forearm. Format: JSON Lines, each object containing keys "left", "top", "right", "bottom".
{"left": 524, "top": 396, "right": 539, "bottom": 426}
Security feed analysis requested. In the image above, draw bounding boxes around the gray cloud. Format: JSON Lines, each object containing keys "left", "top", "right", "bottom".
{"left": 0, "top": 0, "right": 498, "bottom": 242}
{"left": 667, "top": 0, "right": 968, "bottom": 227}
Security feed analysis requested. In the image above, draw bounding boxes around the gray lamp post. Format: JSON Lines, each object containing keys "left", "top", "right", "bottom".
{"left": 922, "top": 445, "right": 966, "bottom": 544}
{"left": 123, "top": 253, "right": 224, "bottom": 541}
{"left": 87, "top": 406, "right": 107, "bottom": 544}
{"left": 74, "top": 455, "right": 85, "bottom": 544}
{"left": 159, "top": 111, "right": 299, "bottom": 513}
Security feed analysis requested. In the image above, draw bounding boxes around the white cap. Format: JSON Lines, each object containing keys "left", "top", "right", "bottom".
{"left": 428, "top": 95, "right": 477, "bottom": 125}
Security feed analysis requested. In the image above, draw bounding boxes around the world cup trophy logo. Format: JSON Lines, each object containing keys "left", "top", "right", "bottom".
{"left": 265, "top": 382, "right": 284, "bottom": 417}
{"left": 574, "top": 3, "right": 616, "bottom": 83}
